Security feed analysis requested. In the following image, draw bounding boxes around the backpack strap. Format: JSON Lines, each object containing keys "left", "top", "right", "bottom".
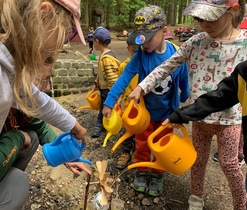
{"left": 101, "top": 54, "right": 121, "bottom": 73}
{"left": 103, "top": 50, "right": 116, "bottom": 57}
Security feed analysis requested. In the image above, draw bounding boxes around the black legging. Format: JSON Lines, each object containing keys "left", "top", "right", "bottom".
{"left": 96, "top": 88, "right": 110, "bottom": 124}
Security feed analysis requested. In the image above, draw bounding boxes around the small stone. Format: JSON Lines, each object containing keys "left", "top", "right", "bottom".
{"left": 30, "top": 204, "right": 41, "bottom": 210}
{"left": 142, "top": 198, "right": 151, "bottom": 206}
{"left": 153, "top": 197, "right": 160, "bottom": 204}
{"left": 137, "top": 193, "right": 145, "bottom": 200}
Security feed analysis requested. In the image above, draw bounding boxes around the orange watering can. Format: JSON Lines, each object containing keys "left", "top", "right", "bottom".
{"left": 78, "top": 88, "right": 101, "bottom": 110}
{"left": 111, "top": 96, "right": 150, "bottom": 153}
{"left": 127, "top": 123, "right": 197, "bottom": 175}
{"left": 102, "top": 106, "right": 123, "bottom": 147}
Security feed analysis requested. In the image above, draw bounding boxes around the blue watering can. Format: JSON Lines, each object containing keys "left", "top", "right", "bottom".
{"left": 42, "top": 131, "right": 92, "bottom": 167}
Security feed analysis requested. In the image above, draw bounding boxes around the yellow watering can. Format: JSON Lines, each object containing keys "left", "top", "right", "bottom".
{"left": 78, "top": 88, "right": 101, "bottom": 110}
{"left": 111, "top": 96, "right": 150, "bottom": 153}
{"left": 114, "top": 101, "right": 123, "bottom": 117}
{"left": 102, "top": 106, "right": 123, "bottom": 147}
{"left": 127, "top": 123, "right": 197, "bottom": 175}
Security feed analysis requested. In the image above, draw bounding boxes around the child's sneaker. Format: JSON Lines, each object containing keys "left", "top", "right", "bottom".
{"left": 238, "top": 156, "right": 245, "bottom": 168}
{"left": 147, "top": 172, "right": 164, "bottom": 197}
{"left": 212, "top": 152, "right": 219, "bottom": 162}
{"left": 115, "top": 153, "right": 131, "bottom": 170}
{"left": 133, "top": 170, "right": 147, "bottom": 193}
{"left": 91, "top": 122, "right": 104, "bottom": 138}
{"left": 188, "top": 194, "right": 204, "bottom": 210}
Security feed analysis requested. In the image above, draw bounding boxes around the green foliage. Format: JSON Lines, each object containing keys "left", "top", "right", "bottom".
{"left": 112, "top": 0, "right": 146, "bottom": 28}
{"left": 83, "top": 0, "right": 193, "bottom": 28}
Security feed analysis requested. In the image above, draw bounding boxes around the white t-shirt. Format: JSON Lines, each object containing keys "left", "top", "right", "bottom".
{"left": 140, "top": 30, "right": 247, "bottom": 125}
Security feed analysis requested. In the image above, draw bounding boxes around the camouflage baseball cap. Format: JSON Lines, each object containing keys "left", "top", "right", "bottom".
{"left": 127, "top": 5, "right": 167, "bottom": 45}
{"left": 183, "top": 0, "right": 239, "bottom": 21}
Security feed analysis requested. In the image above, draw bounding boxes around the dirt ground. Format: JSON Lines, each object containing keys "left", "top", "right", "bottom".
{"left": 21, "top": 28, "right": 247, "bottom": 210}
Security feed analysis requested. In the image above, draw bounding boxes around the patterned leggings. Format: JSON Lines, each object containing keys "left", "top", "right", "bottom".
{"left": 191, "top": 121, "right": 246, "bottom": 210}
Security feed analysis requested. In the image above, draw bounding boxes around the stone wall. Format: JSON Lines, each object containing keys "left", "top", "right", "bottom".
{"left": 46, "top": 59, "right": 98, "bottom": 97}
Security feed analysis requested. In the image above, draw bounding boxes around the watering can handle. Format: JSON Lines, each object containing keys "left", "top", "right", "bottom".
{"left": 85, "top": 88, "right": 96, "bottom": 100}
{"left": 88, "top": 88, "right": 94, "bottom": 94}
{"left": 147, "top": 123, "right": 190, "bottom": 145}
{"left": 129, "top": 95, "right": 145, "bottom": 107}
{"left": 179, "top": 124, "right": 193, "bottom": 145}
{"left": 53, "top": 131, "right": 72, "bottom": 145}
{"left": 128, "top": 98, "right": 135, "bottom": 109}
{"left": 114, "top": 103, "right": 123, "bottom": 117}
{"left": 148, "top": 123, "right": 172, "bottom": 143}
{"left": 59, "top": 131, "right": 87, "bottom": 149}
{"left": 127, "top": 94, "right": 145, "bottom": 109}
{"left": 79, "top": 141, "right": 87, "bottom": 151}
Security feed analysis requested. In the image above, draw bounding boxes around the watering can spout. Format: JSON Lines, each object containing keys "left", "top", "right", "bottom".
{"left": 77, "top": 105, "right": 93, "bottom": 110}
{"left": 75, "top": 157, "right": 93, "bottom": 165}
{"left": 127, "top": 161, "right": 165, "bottom": 171}
{"left": 102, "top": 132, "right": 112, "bottom": 148}
{"left": 111, "top": 131, "right": 133, "bottom": 153}
{"left": 102, "top": 109, "right": 122, "bottom": 147}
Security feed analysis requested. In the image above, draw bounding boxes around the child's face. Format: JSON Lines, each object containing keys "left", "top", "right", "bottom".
{"left": 40, "top": 3, "right": 60, "bottom": 66}
{"left": 42, "top": 34, "right": 57, "bottom": 64}
{"left": 196, "top": 12, "right": 233, "bottom": 39}
{"left": 127, "top": 45, "right": 138, "bottom": 57}
{"left": 34, "top": 59, "right": 53, "bottom": 91}
{"left": 93, "top": 37, "right": 100, "bottom": 50}
{"left": 141, "top": 29, "right": 165, "bottom": 53}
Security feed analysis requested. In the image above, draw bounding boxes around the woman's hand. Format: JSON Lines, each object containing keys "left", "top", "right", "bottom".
{"left": 102, "top": 105, "right": 112, "bottom": 120}
{"left": 19, "top": 130, "right": 31, "bottom": 151}
{"left": 128, "top": 85, "right": 143, "bottom": 105}
{"left": 64, "top": 162, "right": 91, "bottom": 175}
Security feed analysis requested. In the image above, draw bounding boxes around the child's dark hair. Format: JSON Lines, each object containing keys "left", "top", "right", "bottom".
{"left": 101, "top": 39, "right": 111, "bottom": 45}
{"left": 93, "top": 37, "right": 111, "bottom": 45}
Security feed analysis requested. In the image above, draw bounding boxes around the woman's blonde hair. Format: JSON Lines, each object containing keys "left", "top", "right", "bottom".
{"left": 0, "top": 0, "right": 71, "bottom": 116}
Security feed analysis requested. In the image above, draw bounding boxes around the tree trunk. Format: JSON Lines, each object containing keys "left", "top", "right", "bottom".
{"left": 83, "top": 0, "right": 89, "bottom": 26}
{"left": 167, "top": 2, "right": 175, "bottom": 25}
{"left": 183, "top": 0, "right": 190, "bottom": 23}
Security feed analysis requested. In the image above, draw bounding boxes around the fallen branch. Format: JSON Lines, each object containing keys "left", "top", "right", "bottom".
{"left": 168, "top": 198, "right": 184, "bottom": 204}
{"left": 84, "top": 174, "right": 91, "bottom": 210}
{"left": 205, "top": 178, "right": 217, "bottom": 192}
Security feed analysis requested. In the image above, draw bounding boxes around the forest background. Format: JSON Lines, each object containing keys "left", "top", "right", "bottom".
{"left": 80, "top": 0, "right": 193, "bottom": 32}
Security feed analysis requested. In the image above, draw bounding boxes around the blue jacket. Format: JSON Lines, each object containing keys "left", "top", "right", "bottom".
{"left": 104, "top": 41, "right": 190, "bottom": 121}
